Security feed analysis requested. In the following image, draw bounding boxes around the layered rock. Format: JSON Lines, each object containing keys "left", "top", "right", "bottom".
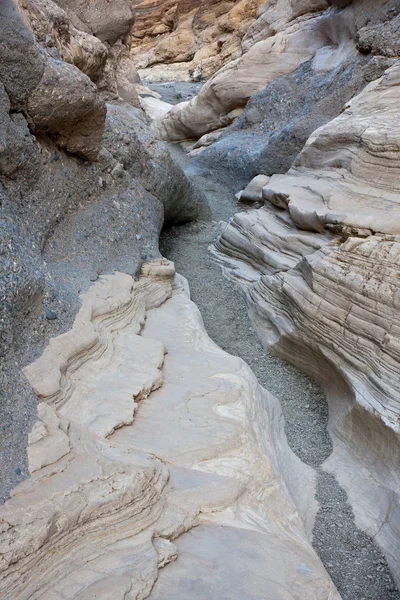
{"left": 213, "top": 62, "right": 400, "bottom": 585}
{"left": 0, "top": 0, "right": 208, "bottom": 501}
{"left": 130, "top": 0, "right": 266, "bottom": 82}
{"left": 153, "top": 0, "right": 400, "bottom": 143}
{"left": 0, "top": 259, "right": 341, "bottom": 600}
{"left": 188, "top": 47, "right": 394, "bottom": 189}
{"left": 153, "top": 0, "right": 337, "bottom": 140}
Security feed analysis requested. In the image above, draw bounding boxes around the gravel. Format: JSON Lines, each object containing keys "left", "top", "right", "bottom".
{"left": 143, "top": 81, "right": 203, "bottom": 105}
{"left": 160, "top": 141, "right": 400, "bottom": 600}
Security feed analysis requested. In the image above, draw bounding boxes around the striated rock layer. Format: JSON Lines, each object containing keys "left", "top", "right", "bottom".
{"left": 213, "top": 62, "right": 400, "bottom": 585}
{"left": 0, "top": 259, "right": 340, "bottom": 600}
{"left": 154, "top": 0, "right": 331, "bottom": 139}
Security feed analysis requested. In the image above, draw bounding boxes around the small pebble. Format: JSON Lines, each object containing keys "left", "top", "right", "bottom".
{"left": 45, "top": 308, "right": 57, "bottom": 321}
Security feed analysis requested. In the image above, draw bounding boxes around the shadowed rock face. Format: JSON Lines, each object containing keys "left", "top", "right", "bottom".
{"left": 0, "top": 0, "right": 209, "bottom": 501}
{"left": 188, "top": 51, "right": 393, "bottom": 189}
{"left": 16, "top": 0, "right": 143, "bottom": 106}
{"left": 213, "top": 62, "right": 400, "bottom": 586}
{"left": 0, "top": 260, "right": 341, "bottom": 600}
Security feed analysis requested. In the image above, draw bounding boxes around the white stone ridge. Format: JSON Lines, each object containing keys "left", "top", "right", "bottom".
{"left": 0, "top": 259, "right": 340, "bottom": 599}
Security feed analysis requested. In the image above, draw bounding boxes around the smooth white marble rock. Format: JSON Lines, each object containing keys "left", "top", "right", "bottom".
{"left": 0, "top": 259, "right": 340, "bottom": 599}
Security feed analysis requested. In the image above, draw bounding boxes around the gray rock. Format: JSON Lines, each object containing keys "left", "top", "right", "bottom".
{"left": 0, "top": 0, "right": 45, "bottom": 109}
{"left": 56, "top": 0, "right": 135, "bottom": 44}
{"left": 28, "top": 57, "right": 107, "bottom": 160}
{"left": 44, "top": 308, "right": 58, "bottom": 320}
{"left": 0, "top": 1, "right": 209, "bottom": 503}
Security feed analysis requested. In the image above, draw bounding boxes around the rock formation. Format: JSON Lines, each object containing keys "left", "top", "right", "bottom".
{"left": 153, "top": 0, "right": 400, "bottom": 142}
{"left": 0, "top": 0, "right": 208, "bottom": 500}
{"left": 213, "top": 61, "right": 400, "bottom": 586}
{"left": 2, "top": 0, "right": 400, "bottom": 595}
{"left": 130, "top": 0, "right": 266, "bottom": 82}
{"left": 0, "top": 259, "right": 341, "bottom": 599}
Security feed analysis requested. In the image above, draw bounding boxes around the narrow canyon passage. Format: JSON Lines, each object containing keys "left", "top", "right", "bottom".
{"left": 160, "top": 143, "right": 399, "bottom": 600}
{"left": 2, "top": 0, "right": 400, "bottom": 597}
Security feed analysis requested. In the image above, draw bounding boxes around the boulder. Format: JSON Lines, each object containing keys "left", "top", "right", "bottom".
{"left": 17, "top": 0, "right": 109, "bottom": 83}
{"left": 56, "top": 0, "right": 135, "bottom": 44}
{"left": 28, "top": 57, "right": 107, "bottom": 160}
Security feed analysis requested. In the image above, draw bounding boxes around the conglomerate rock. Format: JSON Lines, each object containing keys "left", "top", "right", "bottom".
{"left": 0, "top": 259, "right": 341, "bottom": 600}
{"left": 17, "top": 0, "right": 143, "bottom": 106}
{"left": 213, "top": 62, "right": 400, "bottom": 586}
{"left": 0, "top": 0, "right": 209, "bottom": 500}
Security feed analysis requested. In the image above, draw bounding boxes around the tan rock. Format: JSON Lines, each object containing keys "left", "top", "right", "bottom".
{"left": 17, "top": 0, "right": 109, "bottom": 83}
{"left": 237, "top": 174, "right": 270, "bottom": 202}
{"left": 130, "top": 0, "right": 265, "bottom": 81}
{"left": 18, "top": 0, "right": 142, "bottom": 106}
{"left": 140, "top": 96, "right": 173, "bottom": 120}
{"left": 0, "top": 260, "right": 340, "bottom": 600}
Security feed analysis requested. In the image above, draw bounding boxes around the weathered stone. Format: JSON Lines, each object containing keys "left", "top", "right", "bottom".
{"left": 130, "top": 0, "right": 265, "bottom": 81}
{"left": 153, "top": 2, "right": 332, "bottom": 140}
{"left": 0, "top": 261, "right": 340, "bottom": 600}
{"left": 213, "top": 62, "right": 400, "bottom": 585}
{"left": 56, "top": 0, "right": 135, "bottom": 44}
{"left": 28, "top": 57, "right": 107, "bottom": 160}
{"left": 0, "top": 0, "right": 209, "bottom": 503}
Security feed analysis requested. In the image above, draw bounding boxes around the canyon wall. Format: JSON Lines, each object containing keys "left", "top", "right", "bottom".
{"left": 213, "top": 61, "right": 400, "bottom": 585}
{"left": 153, "top": 0, "right": 399, "bottom": 142}
{"left": 130, "top": 0, "right": 266, "bottom": 81}
{"left": 127, "top": 0, "right": 400, "bottom": 586}
{"left": 0, "top": 0, "right": 208, "bottom": 500}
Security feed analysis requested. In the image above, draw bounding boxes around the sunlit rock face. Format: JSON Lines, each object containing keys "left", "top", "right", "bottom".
{"left": 153, "top": 0, "right": 332, "bottom": 139}
{"left": 213, "top": 63, "right": 400, "bottom": 586}
{"left": 0, "top": 260, "right": 340, "bottom": 600}
{"left": 129, "top": 0, "right": 267, "bottom": 82}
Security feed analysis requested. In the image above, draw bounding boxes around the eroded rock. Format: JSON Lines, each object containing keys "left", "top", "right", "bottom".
{"left": 28, "top": 57, "right": 107, "bottom": 159}
{"left": 213, "top": 62, "right": 400, "bottom": 585}
{"left": 153, "top": 0, "right": 332, "bottom": 140}
{"left": 0, "top": 0, "right": 209, "bottom": 502}
{"left": 0, "top": 260, "right": 340, "bottom": 600}
{"left": 130, "top": 0, "right": 266, "bottom": 82}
